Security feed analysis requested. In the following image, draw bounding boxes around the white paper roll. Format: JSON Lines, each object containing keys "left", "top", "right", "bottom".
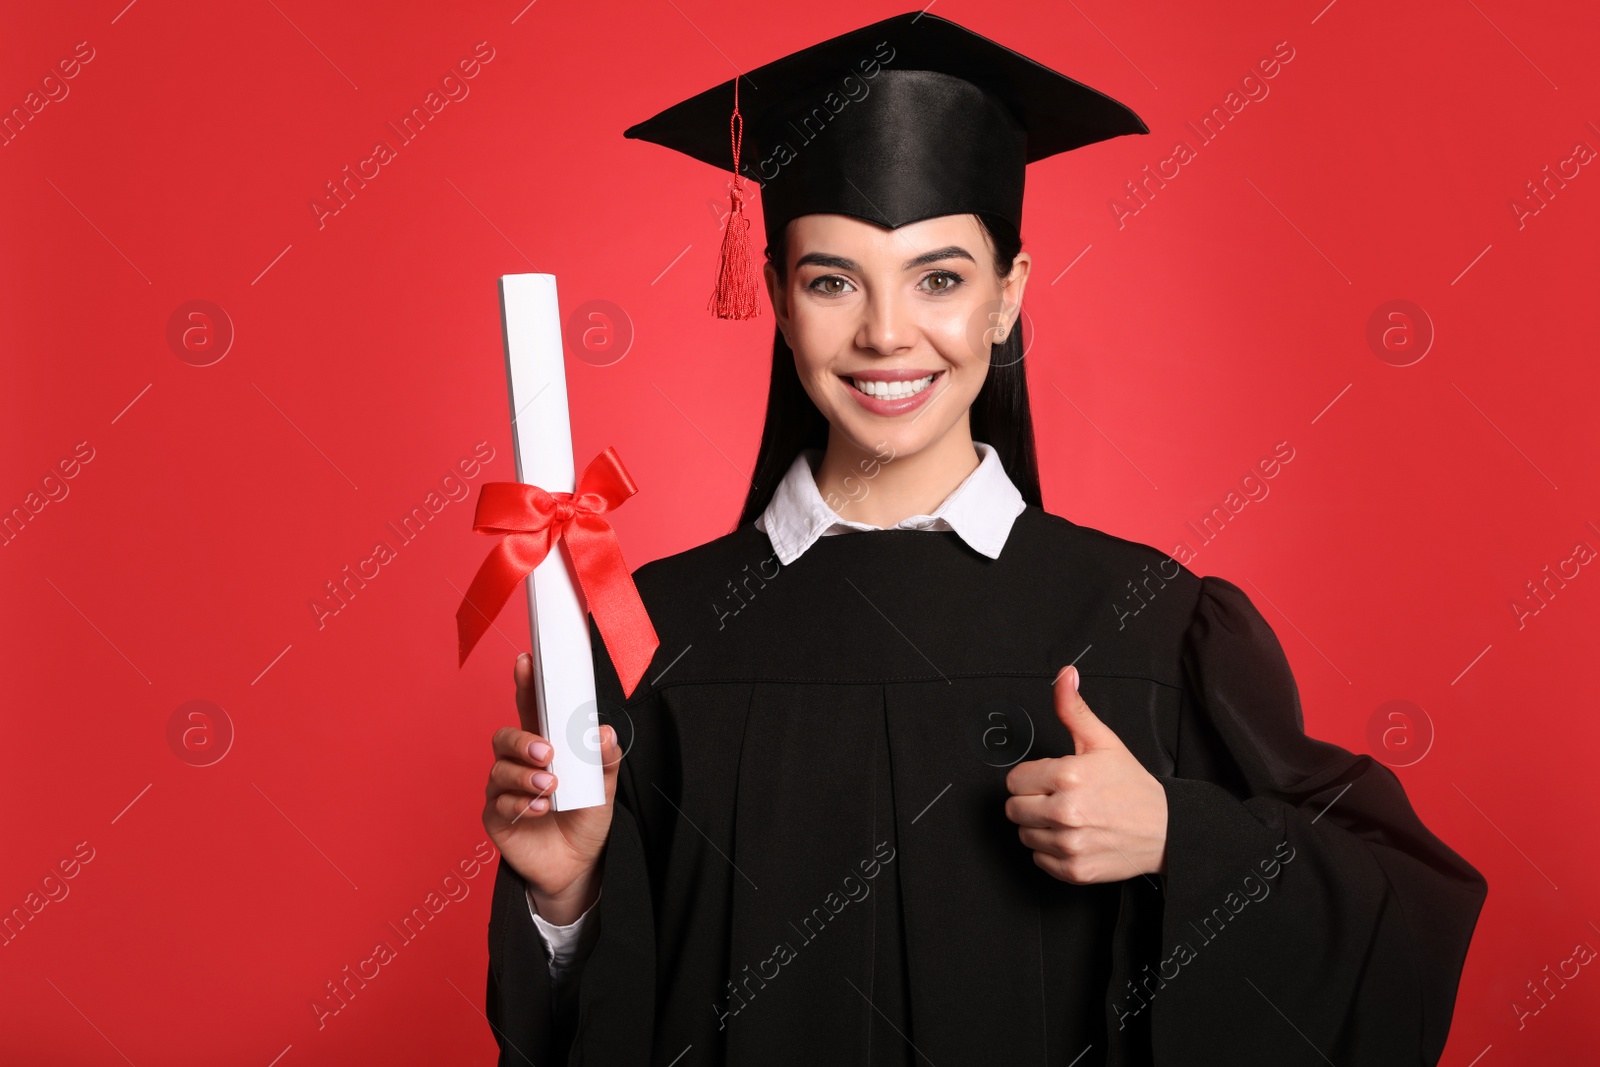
{"left": 496, "top": 273, "right": 607, "bottom": 811}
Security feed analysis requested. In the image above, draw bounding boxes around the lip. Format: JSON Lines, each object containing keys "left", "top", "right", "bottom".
{"left": 841, "top": 368, "right": 942, "bottom": 382}
{"left": 839, "top": 369, "right": 944, "bottom": 417}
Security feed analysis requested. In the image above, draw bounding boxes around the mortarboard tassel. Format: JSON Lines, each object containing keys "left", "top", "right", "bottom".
{"left": 708, "top": 76, "right": 762, "bottom": 320}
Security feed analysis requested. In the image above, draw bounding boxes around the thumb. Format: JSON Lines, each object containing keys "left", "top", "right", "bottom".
{"left": 599, "top": 725, "right": 622, "bottom": 775}
{"left": 600, "top": 725, "right": 622, "bottom": 797}
{"left": 1053, "top": 665, "right": 1120, "bottom": 754}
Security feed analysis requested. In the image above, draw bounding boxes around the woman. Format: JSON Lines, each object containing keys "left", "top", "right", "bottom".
{"left": 482, "top": 12, "right": 1486, "bottom": 1066}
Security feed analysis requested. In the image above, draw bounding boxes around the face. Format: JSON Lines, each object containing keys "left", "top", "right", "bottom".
{"left": 764, "top": 213, "right": 1031, "bottom": 464}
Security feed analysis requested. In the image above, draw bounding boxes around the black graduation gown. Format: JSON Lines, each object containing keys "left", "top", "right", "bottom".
{"left": 486, "top": 506, "right": 1487, "bottom": 1066}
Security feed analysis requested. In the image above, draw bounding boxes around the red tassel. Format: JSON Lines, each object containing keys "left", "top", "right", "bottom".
{"left": 708, "top": 76, "right": 762, "bottom": 320}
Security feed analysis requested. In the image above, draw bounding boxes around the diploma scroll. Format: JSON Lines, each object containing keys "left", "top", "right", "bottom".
{"left": 496, "top": 273, "right": 607, "bottom": 811}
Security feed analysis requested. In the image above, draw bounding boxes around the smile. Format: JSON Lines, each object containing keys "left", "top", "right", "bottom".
{"left": 838, "top": 370, "right": 945, "bottom": 416}
{"left": 849, "top": 374, "right": 935, "bottom": 399}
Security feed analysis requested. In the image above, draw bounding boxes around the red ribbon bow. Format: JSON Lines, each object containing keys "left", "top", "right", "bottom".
{"left": 455, "top": 446, "right": 659, "bottom": 698}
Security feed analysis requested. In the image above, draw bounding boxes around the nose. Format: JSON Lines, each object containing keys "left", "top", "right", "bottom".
{"left": 855, "top": 284, "right": 917, "bottom": 356}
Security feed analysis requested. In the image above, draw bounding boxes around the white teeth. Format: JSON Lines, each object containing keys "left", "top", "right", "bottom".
{"left": 852, "top": 374, "right": 934, "bottom": 399}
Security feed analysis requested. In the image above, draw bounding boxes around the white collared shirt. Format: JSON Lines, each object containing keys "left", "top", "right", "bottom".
{"left": 525, "top": 439, "right": 1028, "bottom": 981}
{"left": 754, "top": 440, "right": 1027, "bottom": 564}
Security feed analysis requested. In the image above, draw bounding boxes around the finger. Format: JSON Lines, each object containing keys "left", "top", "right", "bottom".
{"left": 1005, "top": 754, "right": 1072, "bottom": 797}
{"left": 514, "top": 652, "right": 541, "bottom": 734}
{"left": 598, "top": 725, "right": 622, "bottom": 771}
{"left": 1032, "top": 850, "right": 1092, "bottom": 885}
{"left": 1017, "top": 826, "right": 1066, "bottom": 855}
{"left": 488, "top": 758, "right": 557, "bottom": 799}
{"left": 491, "top": 791, "right": 550, "bottom": 822}
{"left": 1054, "top": 665, "right": 1120, "bottom": 754}
{"left": 599, "top": 726, "right": 622, "bottom": 806}
{"left": 1003, "top": 793, "right": 1059, "bottom": 829}
{"left": 1022, "top": 823, "right": 1092, "bottom": 854}
{"left": 490, "top": 726, "right": 553, "bottom": 765}
{"left": 491, "top": 726, "right": 554, "bottom": 767}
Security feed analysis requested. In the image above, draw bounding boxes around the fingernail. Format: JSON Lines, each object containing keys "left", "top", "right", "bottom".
{"left": 1070, "top": 666, "right": 1080, "bottom": 692}
{"left": 518, "top": 652, "right": 531, "bottom": 666}
{"left": 532, "top": 771, "right": 555, "bottom": 791}
{"left": 529, "top": 741, "right": 552, "bottom": 762}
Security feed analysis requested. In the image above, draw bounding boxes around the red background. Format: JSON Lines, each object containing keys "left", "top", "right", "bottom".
{"left": 3, "top": 0, "right": 1597, "bottom": 1062}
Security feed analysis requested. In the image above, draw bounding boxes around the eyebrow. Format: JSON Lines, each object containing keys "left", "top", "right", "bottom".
{"left": 794, "top": 245, "right": 977, "bottom": 273}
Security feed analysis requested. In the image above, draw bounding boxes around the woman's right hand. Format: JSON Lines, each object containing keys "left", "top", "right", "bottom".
{"left": 483, "top": 652, "right": 621, "bottom": 924}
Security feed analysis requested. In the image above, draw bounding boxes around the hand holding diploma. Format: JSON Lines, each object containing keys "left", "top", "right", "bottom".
{"left": 459, "top": 274, "right": 659, "bottom": 814}
{"left": 1005, "top": 665, "right": 1170, "bottom": 884}
{"left": 483, "top": 652, "right": 621, "bottom": 924}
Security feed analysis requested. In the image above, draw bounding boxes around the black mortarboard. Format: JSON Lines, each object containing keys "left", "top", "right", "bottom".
{"left": 623, "top": 10, "right": 1148, "bottom": 319}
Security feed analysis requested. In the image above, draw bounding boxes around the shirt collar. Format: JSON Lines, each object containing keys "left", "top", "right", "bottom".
{"left": 755, "top": 440, "right": 1027, "bottom": 565}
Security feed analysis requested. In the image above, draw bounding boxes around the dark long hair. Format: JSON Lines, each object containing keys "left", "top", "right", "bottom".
{"left": 735, "top": 211, "right": 1043, "bottom": 529}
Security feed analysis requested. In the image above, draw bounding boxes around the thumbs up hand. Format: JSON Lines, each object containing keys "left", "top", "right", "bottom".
{"left": 1004, "top": 665, "right": 1169, "bottom": 884}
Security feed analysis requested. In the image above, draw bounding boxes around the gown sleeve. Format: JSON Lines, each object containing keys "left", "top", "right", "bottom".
{"left": 527, "top": 885, "right": 602, "bottom": 984}
{"left": 485, "top": 691, "right": 658, "bottom": 1066}
{"left": 1132, "top": 575, "right": 1487, "bottom": 1066}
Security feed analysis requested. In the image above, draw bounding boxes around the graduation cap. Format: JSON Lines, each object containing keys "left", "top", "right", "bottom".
{"left": 623, "top": 10, "right": 1148, "bottom": 319}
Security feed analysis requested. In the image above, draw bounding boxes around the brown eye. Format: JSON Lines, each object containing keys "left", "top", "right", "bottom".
{"left": 807, "top": 275, "right": 853, "bottom": 295}
{"left": 921, "top": 270, "right": 963, "bottom": 293}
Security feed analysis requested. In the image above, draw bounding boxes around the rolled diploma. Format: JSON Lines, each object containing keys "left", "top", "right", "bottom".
{"left": 496, "top": 273, "right": 606, "bottom": 810}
